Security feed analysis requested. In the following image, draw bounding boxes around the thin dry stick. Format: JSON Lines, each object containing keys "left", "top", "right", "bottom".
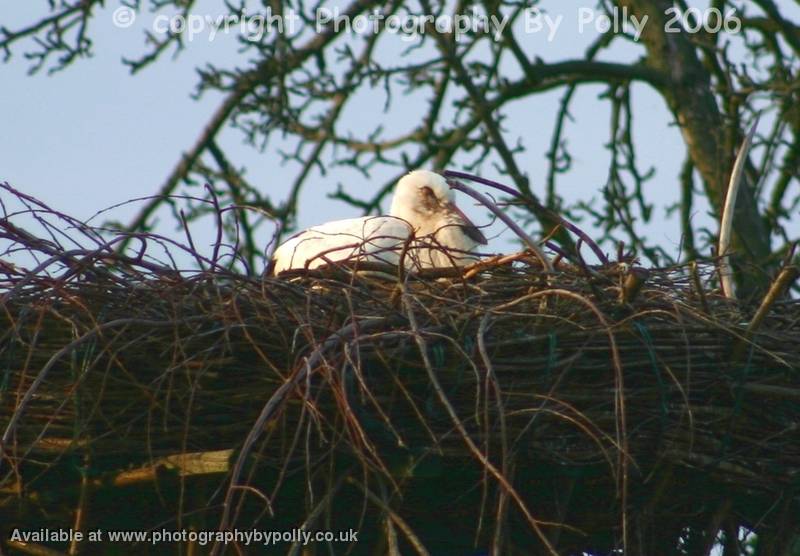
{"left": 447, "top": 179, "right": 554, "bottom": 272}
{"left": 719, "top": 117, "right": 760, "bottom": 300}
{"left": 211, "top": 318, "right": 392, "bottom": 555}
{"left": 69, "top": 454, "right": 91, "bottom": 556}
{"left": 732, "top": 265, "right": 800, "bottom": 360}
{"left": 477, "top": 314, "right": 511, "bottom": 554}
{"left": 401, "top": 290, "right": 562, "bottom": 556}
{"left": 1, "top": 317, "right": 200, "bottom": 459}
{"left": 746, "top": 265, "right": 800, "bottom": 334}
{"left": 445, "top": 170, "right": 608, "bottom": 264}
{"left": 482, "top": 287, "right": 631, "bottom": 550}
{"left": 348, "top": 477, "right": 432, "bottom": 556}
{"left": 286, "top": 474, "right": 349, "bottom": 556}
{"left": 689, "top": 261, "right": 710, "bottom": 314}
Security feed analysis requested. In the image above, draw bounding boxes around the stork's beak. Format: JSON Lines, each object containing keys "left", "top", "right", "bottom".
{"left": 446, "top": 201, "right": 488, "bottom": 245}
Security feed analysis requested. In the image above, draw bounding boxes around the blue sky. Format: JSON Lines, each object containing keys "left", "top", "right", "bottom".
{"left": 3, "top": 1, "right": 794, "bottom": 270}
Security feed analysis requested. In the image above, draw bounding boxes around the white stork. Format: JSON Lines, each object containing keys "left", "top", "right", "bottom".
{"left": 271, "top": 170, "right": 487, "bottom": 274}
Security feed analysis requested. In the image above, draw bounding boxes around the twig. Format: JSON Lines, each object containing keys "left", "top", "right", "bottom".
{"left": 445, "top": 170, "right": 608, "bottom": 264}
{"left": 212, "top": 317, "right": 394, "bottom": 554}
{"left": 689, "top": 261, "right": 710, "bottom": 314}
{"left": 348, "top": 477, "right": 432, "bottom": 556}
{"left": 1, "top": 317, "right": 205, "bottom": 459}
{"left": 401, "top": 289, "right": 562, "bottom": 555}
{"left": 732, "top": 264, "right": 799, "bottom": 360}
{"left": 447, "top": 179, "right": 553, "bottom": 272}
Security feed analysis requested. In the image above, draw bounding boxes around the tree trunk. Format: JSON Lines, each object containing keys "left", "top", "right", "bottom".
{"left": 616, "top": 0, "right": 772, "bottom": 296}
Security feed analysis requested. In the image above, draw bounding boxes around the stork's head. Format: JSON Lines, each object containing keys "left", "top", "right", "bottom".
{"left": 390, "top": 170, "right": 487, "bottom": 245}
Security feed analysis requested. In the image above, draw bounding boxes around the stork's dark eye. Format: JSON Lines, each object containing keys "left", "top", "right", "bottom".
{"left": 421, "top": 186, "right": 436, "bottom": 199}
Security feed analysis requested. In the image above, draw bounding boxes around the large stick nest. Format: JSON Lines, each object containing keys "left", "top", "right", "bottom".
{"left": 1, "top": 183, "right": 799, "bottom": 555}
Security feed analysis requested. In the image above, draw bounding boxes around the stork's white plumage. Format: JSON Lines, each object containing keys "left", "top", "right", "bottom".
{"left": 271, "top": 170, "right": 487, "bottom": 274}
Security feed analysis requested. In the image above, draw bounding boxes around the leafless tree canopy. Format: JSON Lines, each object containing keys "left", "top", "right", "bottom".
{"left": 3, "top": 0, "right": 799, "bottom": 293}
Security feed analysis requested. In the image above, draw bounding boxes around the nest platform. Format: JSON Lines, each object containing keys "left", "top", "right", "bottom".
{"left": 1, "top": 185, "right": 799, "bottom": 555}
